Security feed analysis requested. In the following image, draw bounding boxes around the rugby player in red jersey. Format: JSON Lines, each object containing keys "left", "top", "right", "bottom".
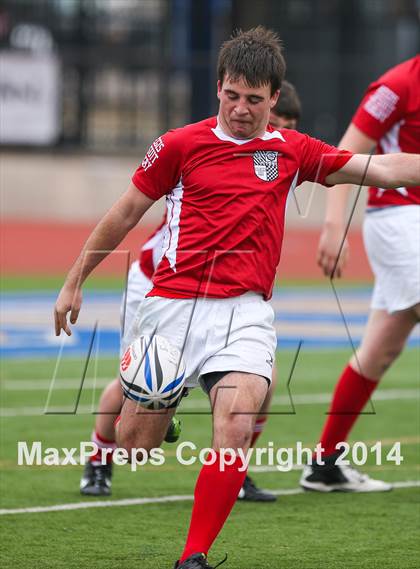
{"left": 79, "top": 81, "right": 302, "bottom": 502}
{"left": 55, "top": 28, "right": 419, "bottom": 568}
{"left": 301, "top": 56, "right": 420, "bottom": 493}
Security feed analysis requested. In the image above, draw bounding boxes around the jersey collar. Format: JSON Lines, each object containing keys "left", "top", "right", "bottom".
{"left": 212, "top": 117, "right": 286, "bottom": 145}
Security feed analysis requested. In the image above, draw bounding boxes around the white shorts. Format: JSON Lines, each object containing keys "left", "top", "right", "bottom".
{"left": 134, "top": 293, "right": 277, "bottom": 389}
{"left": 363, "top": 205, "right": 420, "bottom": 313}
{"left": 120, "top": 261, "right": 152, "bottom": 355}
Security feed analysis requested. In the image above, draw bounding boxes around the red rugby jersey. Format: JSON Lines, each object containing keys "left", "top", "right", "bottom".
{"left": 132, "top": 117, "right": 351, "bottom": 299}
{"left": 352, "top": 55, "right": 420, "bottom": 208}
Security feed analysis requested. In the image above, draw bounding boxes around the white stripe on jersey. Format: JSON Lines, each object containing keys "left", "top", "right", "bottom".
{"left": 163, "top": 178, "right": 184, "bottom": 272}
{"left": 378, "top": 120, "right": 408, "bottom": 197}
{"left": 149, "top": 226, "right": 166, "bottom": 271}
{"left": 285, "top": 169, "right": 300, "bottom": 214}
{"left": 380, "top": 120, "right": 403, "bottom": 154}
{"left": 288, "top": 169, "right": 300, "bottom": 194}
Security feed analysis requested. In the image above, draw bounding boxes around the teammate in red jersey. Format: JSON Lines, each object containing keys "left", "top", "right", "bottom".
{"left": 79, "top": 81, "right": 302, "bottom": 501}
{"left": 301, "top": 56, "right": 420, "bottom": 493}
{"left": 78, "top": 219, "right": 174, "bottom": 497}
{"left": 55, "top": 28, "right": 420, "bottom": 569}
{"left": 269, "top": 79, "right": 301, "bottom": 130}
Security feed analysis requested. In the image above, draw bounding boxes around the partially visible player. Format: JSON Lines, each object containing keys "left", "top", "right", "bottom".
{"left": 79, "top": 218, "right": 173, "bottom": 496}
{"left": 301, "top": 56, "right": 420, "bottom": 492}
{"left": 80, "top": 79, "right": 303, "bottom": 501}
{"left": 269, "top": 79, "right": 301, "bottom": 129}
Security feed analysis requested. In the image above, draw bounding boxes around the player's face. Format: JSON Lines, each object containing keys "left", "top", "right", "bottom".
{"left": 217, "top": 75, "right": 279, "bottom": 139}
{"left": 269, "top": 113, "right": 298, "bottom": 130}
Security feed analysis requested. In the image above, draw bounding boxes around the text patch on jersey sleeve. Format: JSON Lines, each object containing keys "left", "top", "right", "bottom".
{"left": 142, "top": 137, "right": 165, "bottom": 171}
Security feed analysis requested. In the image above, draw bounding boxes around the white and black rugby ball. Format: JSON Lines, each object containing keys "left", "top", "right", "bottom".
{"left": 120, "top": 335, "right": 186, "bottom": 410}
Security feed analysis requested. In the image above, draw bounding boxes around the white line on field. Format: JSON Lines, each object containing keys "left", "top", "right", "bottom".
{"left": 0, "top": 389, "right": 418, "bottom": 417}
{"left": 2, "top": 378, "right": 113, "bottom": 391}
{"left": 249, "top": 465, "right": 301, "bottom": 472}
{"left": 0, "top": 481, "right": 418, "bottom": 516}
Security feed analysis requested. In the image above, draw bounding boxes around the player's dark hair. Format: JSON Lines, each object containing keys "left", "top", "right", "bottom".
{"left": 272, "top": 80, "right": 301, "bottom": 119}
{"left": 217, "top": 26, "right": 286, "bottom": 95}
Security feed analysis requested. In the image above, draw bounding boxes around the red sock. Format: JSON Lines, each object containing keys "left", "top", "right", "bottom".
{"left": 180, "top": 453, "right": 247, "bottom": 561}
{"left": 320, "top": 364, "right": 378, "bottom": 457}
{"left": 250, "top": 417, "right": 267, "bottom": 448}
{"left": 90, "top": 430, "right": 117, "bottom": 465}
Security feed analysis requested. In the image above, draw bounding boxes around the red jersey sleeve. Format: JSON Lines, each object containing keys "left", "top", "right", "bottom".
{"left": 351, "top": 69, "right": 407, "bottom": 141}
{"left": 297, "top": 134, "right": 353, "bottom": 187}
{"left": 132, "top": 130, "right": 185, "bottom": 200}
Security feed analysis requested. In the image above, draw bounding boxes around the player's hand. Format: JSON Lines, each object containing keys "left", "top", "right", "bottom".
{"left": 317, "top": 223, "right": 349, "bottom": 278}
{"left": 54, "top": 284, "right": 83, "bottom": 336}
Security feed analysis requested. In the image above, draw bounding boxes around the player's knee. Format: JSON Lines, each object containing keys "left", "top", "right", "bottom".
{"left": 219, "top": 414, "right": 254, "bottom": 450}
{"left": 357, "top": 340, "right": 405, "bottom": 377}
{"left": 381, "top": 343, "right": 404, "bottom": 371}
{"left": 119, "top": 438, "right": 156, "bottom": 460}
{"left": 117, "top": 425, "right": 161, "bottom": 458}
{"left": 99, "top": 379, "right": 123, "bottom": 408}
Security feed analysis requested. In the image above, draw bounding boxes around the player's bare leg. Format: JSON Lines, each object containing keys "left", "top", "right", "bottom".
{"left": 95, "top": 378, "right": 123, "bottom": 440}
{"left": 238, "top": 369, "right": 277, "bottom": 502}
{"left": 211, "top": 372, "right": 270, "bottom": 450}
{"left": 79, "top": 379, "right": 122, "bottom": 496}
{"left": 81, "top": 377, "right": 181, "bottom": 496}
{"left": 117, "top": 398, "right": 177, "bottom": 454}
{"left": 301, "top": 305, "right": 418, "bottom": 493}
{"left": 177, "top": 372, "right": 269, "bottom": 566}
{"left": 350, "top": 305, "right": 419, "bottom": 379}
{"left": 258, "top": 371, "right": 276, "bottom": 415}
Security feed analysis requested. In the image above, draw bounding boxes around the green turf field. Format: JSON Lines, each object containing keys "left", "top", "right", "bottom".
{"left": 1, "top": 349, "right": 419, "bottom": 569}
{"left": 0, "top": 273, "right": 372, "bottom": 292}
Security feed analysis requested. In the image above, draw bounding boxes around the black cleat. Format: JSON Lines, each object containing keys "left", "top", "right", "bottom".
{"left": 300, "top": 452, "right": 392, "bottom": 493}
{"left": 237, "top": 475, "right": 277, "bottom": 502}
{"left": 173, "top": 553, "right": 227, "bottom": 569}
{"left": 80, "top": 462, "right": 113, "bottom": 496}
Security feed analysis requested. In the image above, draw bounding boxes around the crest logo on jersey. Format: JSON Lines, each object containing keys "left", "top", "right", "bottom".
{"left": 253, "top": 151, "right": 279, "bottom": 181}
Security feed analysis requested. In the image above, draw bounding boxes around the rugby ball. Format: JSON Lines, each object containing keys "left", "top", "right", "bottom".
{"left": 120, "top": 335, "right": 186, "bottom": 410}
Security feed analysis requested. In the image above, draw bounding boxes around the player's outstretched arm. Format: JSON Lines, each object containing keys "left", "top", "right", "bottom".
{"left": 54, "top": 183, "right": 154, "bottom": 336}
{"left": 326, "top": 150, "right": 420, "bottom": 188}
{"left": 318, "top": 124, "right": 376, "bottom": 278}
